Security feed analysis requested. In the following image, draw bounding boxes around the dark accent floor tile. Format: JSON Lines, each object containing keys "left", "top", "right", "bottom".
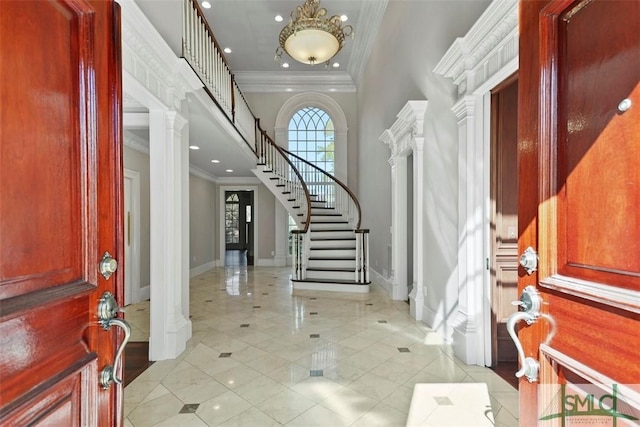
{"left": 434, "top": 396, "right": 454, "bottom": 405}
{"left": 310, "top": 334, "right": 320, "bottom": 338}
{"left": 205, "top": 299, "right": 213, "bottom": 302}
{"left": 378, "top": 320, "right": 387, "bottom": 323}
{"left": 219, "top": 353, "right": 232, "bottom": 358}
{"left": 310, "top": 370, "right": 323, "bottom": 377}
{"left": 136, "top": 308, "right": 145, "bottom": 311}
{"left": 240, "top": 324, "right": 250, "bottom": 328}
{"left": 179, "top": 403, "right": 200, "bottom": 414}
{"left": 262, "top": 293, "right": 269, "bottom": 295}
{"left": 253, "top": 305, "right": 261, "bottom": 308}
{"left": 310, "top": 312, "right": 318, "bottom": 315}
{"left": 365, "top": 303, "right": 373, "bottom": 306}
{"left": 309, "top": 297, "right": 317, "bottom": 300}
{"left": 397, "top": 347, "right": 410, "bottom": 353}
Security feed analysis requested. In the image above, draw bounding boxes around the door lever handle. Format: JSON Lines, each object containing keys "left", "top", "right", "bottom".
{"left": 506, "top": 286, "right": 556, "bottom": 383}
{"left": 97, "top": 292, "right": 131, "bottom": 389}
{"left": 506, "top": 311, "right": 540, "bottom": 383}
{"left": 100, "top": 317, "right": 131, "bottom": 388}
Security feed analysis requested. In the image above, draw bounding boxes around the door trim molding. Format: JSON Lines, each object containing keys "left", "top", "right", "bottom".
{"left": 124, "top": 169, "right": 142, "bottom": 305}
{"left": 218, "top": 186, "right": 259, "bottom": 266}
{"left": 434, "top": 0, "right": 518, "bottom": 365}
{"left": 380, "top": 100, "right": 428, "bottom": 311}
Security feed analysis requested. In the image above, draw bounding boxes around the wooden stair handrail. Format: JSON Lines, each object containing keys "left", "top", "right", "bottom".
{"left": 281, "top": 148, "right": 362, "bottom": 230}
{"left": 259, "top": 130, "right": 312, "bottom": 233}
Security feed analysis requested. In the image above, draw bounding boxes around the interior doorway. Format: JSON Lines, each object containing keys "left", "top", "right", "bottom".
{"left": 489, "top": 73, "right": 519, "bottom": 373}
{"left": 224, "top": 190, "right": 254, "bottom": 266}
{"left": 124, "top": 169, "right": 141, "bottom": 306}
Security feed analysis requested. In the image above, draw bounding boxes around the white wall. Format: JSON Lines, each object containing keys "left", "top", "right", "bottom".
{"left": 357, "top": 1, "right": 491, "bottom": 341}
{"left": 124, "top": 145, "right": 151, "bottom": 291}
{"left": 189, "top": 174, "right": 216, "bottom": 272}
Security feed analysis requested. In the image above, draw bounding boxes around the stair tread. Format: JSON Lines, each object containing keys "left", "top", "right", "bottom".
{"left": 306, "top": 267, "right": 356, "bottom": 272}
{"left": 311, "top": 237, "right": 356, "bottom": 241}
{"left": 310, "top": 247, "right": 356, "bottom": 250}
{"left": 291, "top": 278, "right": 370, "bottom": 285}
{"left": 311, "top": 228, "right": 353, "bottom": 233}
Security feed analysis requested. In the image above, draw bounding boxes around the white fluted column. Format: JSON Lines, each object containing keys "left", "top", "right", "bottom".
{"left": 148, "top": 109, "right": 192, "bottom": 361}
{"left": 410, "top": 137, "right": 425, "bottom": 320}
{"left": 389, "top": 156, "right": 409, "bottom": 300}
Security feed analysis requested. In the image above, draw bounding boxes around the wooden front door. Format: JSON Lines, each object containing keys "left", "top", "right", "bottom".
{"left": 518, "top": 0, "right": 640, "bottom": 425}
{"left": 0, "top": 1, "right": 124, "bottom": 425}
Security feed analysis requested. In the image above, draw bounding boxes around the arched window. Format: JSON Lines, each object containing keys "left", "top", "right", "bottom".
{"left": 288, "top": 107, "right": 334, "bottom": 174}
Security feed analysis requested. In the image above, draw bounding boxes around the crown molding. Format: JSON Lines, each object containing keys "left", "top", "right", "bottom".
{"left": 380, "top": 100, "right": 428, "bottom": 157}
{"left": 189, "top": 165, "right": 218, "bottom": 183}
{"left": 124, "top": 130, "right": 150, "bottom": 155}
{"left": 433, "top": 0, "right": 518, "bottom": 97}
{"left": 216, "top": 176, "right": 261, "bottom": 185}
{"left": 118, "top": 0, "right": 202, "bottom": 110}
{"left": 233, "top": 71, "right": 356, "bottom": 93}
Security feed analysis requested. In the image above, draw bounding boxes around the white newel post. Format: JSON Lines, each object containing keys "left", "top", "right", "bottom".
{"left": 274, "top": 202, "right": 288, "bottom": 267}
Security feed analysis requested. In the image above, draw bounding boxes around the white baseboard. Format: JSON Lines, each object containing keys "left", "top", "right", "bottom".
{"left": 369, "top": 268, "right": 393, "bottom": 296}
{"left": 190, "top": 260, "right": 216, "bottom": 278}
{"left": 137, "top": 285, "right": 150, "bottom": 302}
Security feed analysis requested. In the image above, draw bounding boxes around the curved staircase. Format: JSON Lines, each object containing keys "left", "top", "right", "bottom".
{"left": 254, "top": 132, "right": 370, "bottom": 293}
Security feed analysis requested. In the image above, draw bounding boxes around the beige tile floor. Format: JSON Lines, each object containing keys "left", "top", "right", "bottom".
{"left": 124, "top": 266, "right": 519, "bottom": 426}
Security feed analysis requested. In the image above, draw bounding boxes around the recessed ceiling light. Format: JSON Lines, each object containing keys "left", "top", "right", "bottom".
{"left": 225, "top": 169, "right": 233, "bottom": 173}
{"left": 332, "top": 62, "right": 340, "bottom": 68}
{"left": 189, "top": 145, "right": 200, "bottom": 150}
{"left": 329, "top": 88, "right": 337, "bottom": 92}
{"left": 211, "top": 159, "right": 220, "bottom": 163}
{"left": 223, "top": 47, "right": 232, "bottom": 54}
{"left": 201, "top": 1, "right": 211, "bottom": 9}
{"left": 340, "top": 15, "right": 348, "bottom": 22}
{"left": 275, "top": 15, "right": 284, "bottom": 22}
{"left": 286, "top": 88, "right": 293, "bottom": 92}
{"left": 281, "top": 62, "right": 289, "bottom": 68}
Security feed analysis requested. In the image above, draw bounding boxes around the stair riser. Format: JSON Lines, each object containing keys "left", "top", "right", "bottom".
{"left": 308, "top": 259, "right": 355, "bottom": 269}
{"left": 292, "top": 281, "right": 370, "bottom": 293}
{"left": 310, "top": 230, "right": 354, "bottom": 239}
{"left": 311, "top": 208, "right": 338, "bottom": 215}
{"left": 310, "top": 216, "right": 346, "bottom": 223}
{"left": 305, "top": 270, "right": 356, "bottom": 281}
{"left": 309, "top": 240, "right": 355, "bottom": 249}
{"left": 309, "top": 248, "right": 356, "bottom": 257}
{"left": 310, "top": 222, "right": 351, "bottom": 231}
